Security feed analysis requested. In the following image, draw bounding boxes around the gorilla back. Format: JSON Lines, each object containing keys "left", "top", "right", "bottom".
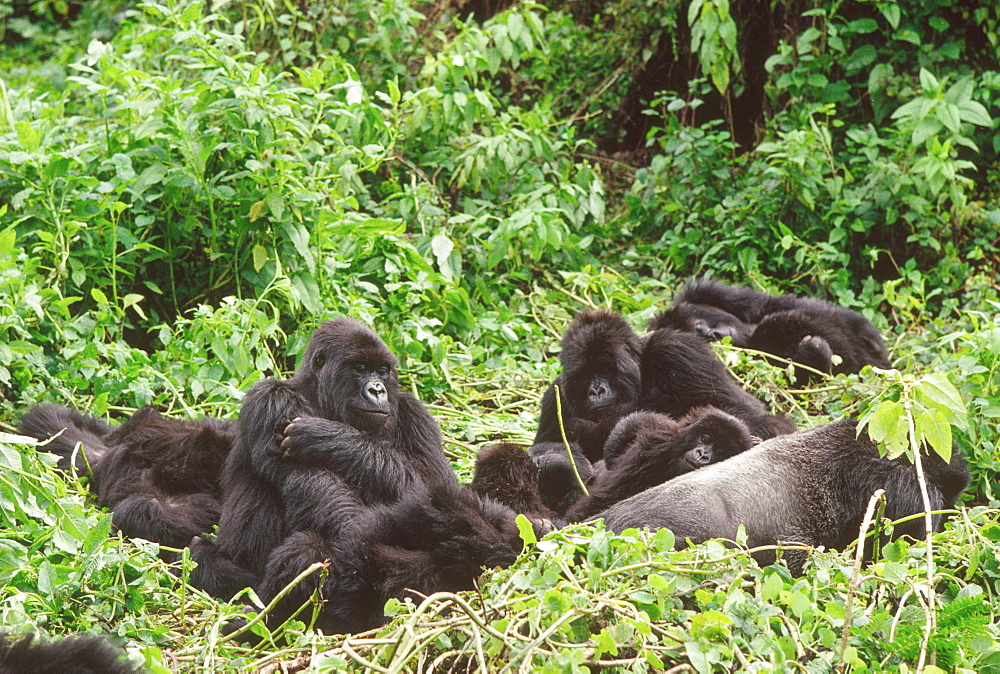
{"left": 596, "top": 419, "right": 968, "bottom": 573}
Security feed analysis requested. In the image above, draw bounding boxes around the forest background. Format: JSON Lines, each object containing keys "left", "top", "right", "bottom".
{"left": 1, "top": 0, "right": 1000, "bottom": 670}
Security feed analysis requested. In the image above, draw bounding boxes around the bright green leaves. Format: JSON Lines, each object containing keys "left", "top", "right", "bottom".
{"left": 892, "top": 69, "right": 993, "bottom": 150}
{"left": 689, "top": 0, "right": 741, "bottom": 94}
{"left": 859, "top": 369, "right": 969, "bottom": 462}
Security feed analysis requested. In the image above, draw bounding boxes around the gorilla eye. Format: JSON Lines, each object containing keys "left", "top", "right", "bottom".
{"left": 699, "top": 433, "right": 712, "bottom": 444}
{"left": 354, "top": 363, "right": 367, "bottom": 374}
{"left": 313, "top": 352, "right": 326, "bottom": 368}
{"left": 376, "top": 367, "right": 389, "bottom": 377}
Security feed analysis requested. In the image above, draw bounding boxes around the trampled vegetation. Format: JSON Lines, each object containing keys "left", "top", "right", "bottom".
{"left": 1, "top": 0, "right": 999, "bottom": 670}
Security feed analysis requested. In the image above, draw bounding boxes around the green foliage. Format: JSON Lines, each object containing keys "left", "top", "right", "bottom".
{"left": 1, "top": 0, "right": 1000, "bottom": 669}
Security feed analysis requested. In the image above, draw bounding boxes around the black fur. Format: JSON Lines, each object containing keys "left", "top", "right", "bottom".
{"left": 640, "top": 328, "right": 796, "bottom": 439}
{"left": 597, "top": 419, "right": 969, "bottom": 574}
{"left": 258, "top": 484, "right": 533, "bottom": 633}
{"left": 650, "top": 278, "right": 892, "bottom": 383}
{"left": 564, "top": 407, "right": 756, "bottom": 522}
{"left": 528, "top": 441, "right": 595, "bottom": 516}
{"left": 534, "top": 310, "right": 643, "bottom": 461}
{"left": 469, "top": 442, "right": 557, "bottom": 521}
{"left": 18, "top": 405, "right": 115, "bottom": 473}
{"left": 0, "top": 633, "right": 140, "bottom": 674}
{"left": 18, "top": 405, "right": 235, "bottom": 548}
{"left": 189, "top": 318, "right": 459, "bottom": 602}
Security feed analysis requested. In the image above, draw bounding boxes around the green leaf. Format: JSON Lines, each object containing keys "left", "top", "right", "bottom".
{"left": 935, "top": 103, "right": 962, "bottom": 135}
{"left": 918, "top": 68, "right": 940, "bottom": 93}
{"left": 958, "top": 100, "right": 992, "bottom": 127}
{"left": 515, "top": 514, "right": 537, "bottom": 545}
{"left": 252, "top": 244, "right": 268, "bottom": 272}
{"left": 914, "top": 373, "right": 968, "bottom": 429}
{"left": 866, "top": 401, "right": 904, "bottom": 443}
{"left": 915, "top": 410, "right": 952, "bottom": 462}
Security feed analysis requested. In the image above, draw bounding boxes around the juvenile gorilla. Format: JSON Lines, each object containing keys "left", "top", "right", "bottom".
{"left": 471, "top": 408, "right": 755, "bottom": 524}
{"left": 469, "top": 442, "right": 558, "bottom": 521}
{"left": 640, "top": 328, "right": 796, "bottom": 440}
{"left": 189, "top": 318, "right": 461, "bottom": 601}
{"left": 564, "top": 407, "right": 756, "bottom": 522}
{"left": 597, "top": 419, "right": 969, "bottom": 574}
{"left": 651, "top": 278, "right": 892, "bottom": 383}
{"left": 533, "top": 310, "right": 643, "bottom": 461}
{"left": 18, "top": 404, "right": 234, "bottom": 548}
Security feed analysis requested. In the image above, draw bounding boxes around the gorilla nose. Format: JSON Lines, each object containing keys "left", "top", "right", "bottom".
{"left": 367, "top": 381, "right": 386, "bottom": 401}
{"left": 588, "top": 380, "right": 610, "bottom": 401}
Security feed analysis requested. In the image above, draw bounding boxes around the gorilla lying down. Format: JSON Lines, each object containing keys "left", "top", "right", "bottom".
{"left": 651, "top": 278, "right": 892, "bottom": 384}
{"left": 599, "top": 419, "right": 968, "bottom": 574}
{"left": 475, "top": 418, "right": 968, "bottom": 575}
{"left": 18, "top": 404, "right": 234, "bottom": 549}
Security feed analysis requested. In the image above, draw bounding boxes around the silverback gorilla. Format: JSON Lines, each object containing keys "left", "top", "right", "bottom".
{"left": 18, "top": 404, "right": 234, "bottom": 548}
{"left": 596, "top": 419, "right": 969, "bottom": 574}
{"left": 650, "top": 278, "right": 892, "bottom": 384}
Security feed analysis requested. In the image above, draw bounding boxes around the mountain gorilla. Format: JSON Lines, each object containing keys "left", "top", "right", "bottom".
{"left": 533, "top": 310, "right": 643, "bottom": 462}
{"left": 471, "top": 408, "right": 756, "bottom": 524}
{"left": 597, "top": 419, "right": 969, "bottom": 574}
{"left": 564, "top": 407, "right": 757, "bottom": 521}
{"left": 18, "top": 404, "right": 235, "bottom": 548}
{"left": 650, "top": 278, "right": 892, "bottom": 384}
{"left": 640, "top": 328, "right": 796, "bottom": 440}
{"left": 189, "top": 318, "right": 461, "bottom": 601}
{"left": 0, "top": 632, "right": 140, "bottom": 674}
{"left": 259, "top": 482, "right": 535, "bottom": 633}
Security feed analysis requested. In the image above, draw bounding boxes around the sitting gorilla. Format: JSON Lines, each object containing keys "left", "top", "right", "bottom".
{"left": 596, "top": 419, "right": 969, "bottom": 574}
{"left": 189, "top": 318, "right": 534, "bottom": 625}
{"left": 0, "top": 632, "right": 140, "bottom": 674}
{"left": 650, "top": 278, "right": 892, "bottom": 384}
{"left": 563, "top": 407, "right": 757, "bottom": 522}
{"left": 640, "top": 328, "right": 796, "bottom": 440}
{"left": 18, "top": 404, "right": 234, "bottom": 548}
{"left": 533, "top": 310, "right": 643, "bottom": 461}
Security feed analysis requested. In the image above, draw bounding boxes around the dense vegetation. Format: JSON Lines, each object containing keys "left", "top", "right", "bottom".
{"left": 1, "top": 0, "right": 999, "bottom": 669}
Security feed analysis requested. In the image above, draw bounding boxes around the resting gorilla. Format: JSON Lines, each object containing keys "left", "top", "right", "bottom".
{"left": 564, "top": 407, "right": 756, "bottom": 521}
{"left": 597, "top": 419, "right": 969, "bottom": 574}
{"left": 640, "top": 328, "right": 796, "bottom": 440}
{"left": 533, "top": 310, "right": 643, "bottom": 462}
{"left": 189, "top": 318, "right": 459, "bottom": 599}
{"left": 189, "top": 318, "right": 535, "bottom": 624}
{"left": 650, "top": 278, "right": 892, "bottom": 383}
{"left": 471, "top": 407, "right": 756, "bottom": 523}
{"left": 0, "top": 632, "right": 140, "bottom": 674}
{"left": 18, "top": 404, "right": 234, "bottom": 548}
{"left": 259, "top": 482, "right": 537, "bottom": 632}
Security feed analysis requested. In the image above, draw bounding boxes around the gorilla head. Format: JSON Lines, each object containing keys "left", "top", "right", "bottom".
{"left": 299, "top": 318, "right": 400, "bottom": 435}
{"left": 559, "top": 310, "right": 642, "bottom": 423}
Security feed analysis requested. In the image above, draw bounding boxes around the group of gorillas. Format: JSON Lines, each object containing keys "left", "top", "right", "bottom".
{"left": 17, "top": 278, "right": 970, "bottom": 646}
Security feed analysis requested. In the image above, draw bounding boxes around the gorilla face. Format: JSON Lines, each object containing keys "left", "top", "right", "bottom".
{"left": 306, "top": 319, "right": 400, "bottom": 435}
{"left": 559, "top": 310, "right": 642, "bottom": 421}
